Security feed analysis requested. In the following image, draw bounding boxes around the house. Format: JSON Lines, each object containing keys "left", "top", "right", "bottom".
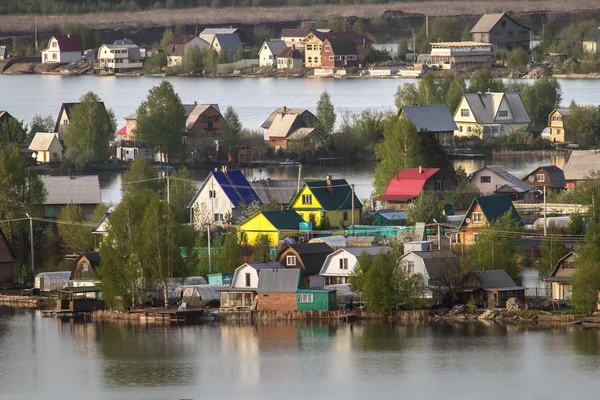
{"left": 40, "top": 175, "right": 102, "bottom": 218}
{"left": 276, "top": 243, "right": 334, "bottom": 288}
{"left": 0, "top": 46, "right": 7, "bottom": 60}
{"left": 546, "top": 251, "right": 576, "bottom": 301}
{"left": 280, "top": 28, "right": 312, "bottom": 49}
{"left": 82, "top": 49, "right": 97, "bottom": 63}
{"left": 277, "top": 47, "right": 304, "bottom": 69}
{"left": 210, "top": 34, "right": 243, "bottom": 58}
{"left": 374, "top": 167, "right": 456, "bottom": 211}
{"left": 68, "top": 252, "right": 101, "bottom": 287}
{"left": 583, "top": 30, "right": 600, "bottom": 53}
{"left": 231, "top": 261, "right": 283, "bottom": 289}
{"left": 562, "top": 150, "right": 600, "bottom": 189}
{"left": 261, "top": 107, "right": 320, "bottom": 150}
{"left": 544, "top": 108, "right": 570, "bottom": 143}
{"left": 303, "top": 31, "right": 371, "bottom": 68}
{"left": 259, "top": 39, "right": 287, "bottom": 68}
{"left": 291, "top": 177, "right": 362, "bottom": 227}
{"left": 238, "top": 209, "right": 304, "bottom": 246}
{"left": 470, "top": 12, "right": 531, "bottom": 50}
{"left": 367, "top": 210, "right": 407, "bottom": 226}
{"left": 97, "top": 42, "right": 144, "bottom": 72}
{"left": 54, "top": 102, "right": 111, "bottom": 140}
{"left": 296, "top": 289, "right": 337, "bottom": 311}
{"left": 116, "top": 140, "right": 154, "bottom": 162}
{"left": 167, "top": 35, "right": 210, "bottom": 66}
{"left": 453, "top": 92, "right": 531, "bottom": 138}
{"left": 0, "top": 226, "right": 16, "bottom": 286}
{"left": 250, "top": 178, "right": 300, "bottom": 206}
{"left": 188, "top": 169, "right": 262, "bottom": 229}
{"left": 314, "top": 246, "right": 391, "bottom": 287}
{"left": 41, "top": 34, "right": 83, "bottom": 63}
{"left": 28, "top": 133, "right": 63, "bottom": 163}
{"left": 257, "top": 268, "right": 302, "bottom": 311}
{"left": 454, "top": 195, "right": 522, "bottom": 247}
{"left": 0, "top": 111, "right": 13, "bottom": 128}
{"left": 199, "top": 28, "right": 247, "bottom": 45}
{"left": 91, "top": 210, "right": 111, "bottom": 248}
{"left": 320, "top": 38, "right": 358, "bottom": 69}
{"left": 427, "top": 41, "right": 492, "bottom": 70}
{"left": 471, "top": 166, "right": 535, "bottom": 201}
{"left": 522, "top": 165, "right": 566, "bottom": 193}
{"left": 462, "top": 270, "right": 525, "bottom": 308}
{"left": 399, "top": 105, "right": 459, "bottom": 146}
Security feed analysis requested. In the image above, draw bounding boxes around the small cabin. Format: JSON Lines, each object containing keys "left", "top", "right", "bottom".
{"left": 296, "top": 289, "right": 337, "bottom": 311}
{"left": 69, "top": 252, "right": 101, "bottom": 285}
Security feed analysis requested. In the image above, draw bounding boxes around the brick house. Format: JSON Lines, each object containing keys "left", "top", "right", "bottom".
{"left": 320, "top": 38, "right": 358, "bottom": 69}
{"left": 257, "top": 268, "right": 302, "bottom": 311}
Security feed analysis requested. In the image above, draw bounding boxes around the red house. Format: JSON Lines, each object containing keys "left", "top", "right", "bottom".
{"left": 374, "top": 167, "right": 456, "bottom": 210}
{"left": 321, "top": 38, "right": 358, "bottom": 69}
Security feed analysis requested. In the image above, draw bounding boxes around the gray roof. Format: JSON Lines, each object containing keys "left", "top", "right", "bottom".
{"left": 263, "top": 39, "right": 287, "bottom": 56}
{"left": 261, "top": 108, "right": 312, "bottom": 129}
{"left": 101, "top": 43, "right": 142, "bottom": 59}
{"left": 326, "top": 38, "right": 357, "bottom": 55}
{"left": 462, "top": 92, "right": 530, "bottom": 124}
{"left": 401, "top": 105, "right": 458, "bottom": 133}
{"left": 480, "top": 166, "right": 534, "bottom": 193}
{"left": 563, "top": 150, "right": 600, "bottom": 181}
{"left": 250, "top": 179, "right": 300, "bottom": 205}
{"left": 41, "top": 175, "right": 102, "bottom": 205}
{"left": 408, "top": 250, "right": 459, "bottom": 279}
{"left": 554, "top": 108, "right": 571, "bottom": 115}
{"left": 470, "top": 13, "right": 530, "bottom": 33}
{"left": 245, "top": 261, "right": 283, "bottom": 270}
{"left": 213, "top": 34, "right": 243, "bottom": 53}
{"left": 257, "top": 268, "right": 300, "bottom": 293}
{"left": 472, "top": 270, "right": 522, "bottom": 290}
{"left": 342, "top": 246, "right": 391, "bottom": 257}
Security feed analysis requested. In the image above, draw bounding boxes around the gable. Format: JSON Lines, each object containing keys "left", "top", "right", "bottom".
{"left": 239, "top": 212, "right": 277, "bottom": 233}
{"left": 320, "top": 249, "right": 359, "bottom": 276}
{"left": 188, "top": 174, "right": 234, "bottom": 211}
{"left": 454, "top": 97, "right": 476, "bottom": 122}
{"left": 291, "top": 186, "right": 323, "bottom": 209}
{"left": 459, "top": 195, "right": 522, "bottom": 230}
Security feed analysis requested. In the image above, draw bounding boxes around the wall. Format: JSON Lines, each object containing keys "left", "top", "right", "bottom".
{"left": 231, "top": 264, "right": 260, "bottom": 288}
{"left": 304, "top": 35, "right": 323, "bottom": 68}
{"left": 547, "top": 110, "right": 566, "bottom": 143}
{"left": 259, "top": 45, "right": 275, "bottom": 67}
{"left": 191, "top": 174, "right": 234, "bottom": 230}
{"left": 320, "top": 250, "right": 358, "bottom": 279}
{"left": 258, "top": 292, "right": 297, "bottom": 311}
{"left": 221, "top": 309, "right": 431, "bottom": 321}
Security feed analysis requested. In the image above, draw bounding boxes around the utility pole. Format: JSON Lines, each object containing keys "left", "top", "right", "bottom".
{"left": 543, "top": 185, "right": 547, "bottom": 236}
{"left": 297, "top": 164, "right": 302, "bottom": 193}
{"left": 207, "top": 223, "right": 213, "bottom": 274}
{"left": 166, "top": 171, "right": 170, "bottom": 204}
{"left": 34, "top": 16, "right": 38, "bottom": 50}
{"left": 351, "top": 184, "right": 355, "bottom": 234}
{"left": 26, "top": 213, "right": 34, "bottom": 274}
{"left": 412, "top": 29, "right": 416, "bottom": 63}
{"left": 426, "top": 14, "right": 429, "bottom": 37}
{"left": 437, "top": 224, "right": 441, "bottom": 250}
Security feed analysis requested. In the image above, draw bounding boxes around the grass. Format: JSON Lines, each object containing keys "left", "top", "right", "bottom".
{"left": 1, "top": 1, "right": 600, "bottom": 34}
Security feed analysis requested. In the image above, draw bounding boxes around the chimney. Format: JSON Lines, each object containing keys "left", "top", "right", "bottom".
{"left": 194, "top": 101, "right": 197, "bottom": 105}
{"left": 282, "top": 106, "right": 287, "bottom": 114}
{"left": 326, "top": 175, "right": 333, "bottom": 193}
{"left": 266, "top": 177, "right": 271, "bottom": 186}
{"left": 419, "top": 165, "right": 423, "bottom": 174}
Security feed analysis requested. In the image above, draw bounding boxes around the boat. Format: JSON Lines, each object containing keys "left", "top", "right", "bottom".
{"left": 279, "top": 159, "right": 301, "bottom": 166}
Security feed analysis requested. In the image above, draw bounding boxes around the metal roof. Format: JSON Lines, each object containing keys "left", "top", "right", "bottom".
{"left": 41, "top": 175, "right": 102, "bottom": 205}
{"left": 400, "top": 105, "right": 458, "bottom": 133}
{"left": 308, "top": 236, "right": 347, "bottom": 249}
{"left": 325, "top": 38, "right": 358, "bottom": 55}
{"left": 481, "top": 166, "right": 534, "bottom": 193}
{"left": 458, "top": 194, "right": 522, "bottom": 230}
{"left": 250, "top": 179, "right": 300, "bottom": 205}
{"left": 338, "top": 246, "right": 391, "bottom": 257}
{"left": 188, "top": 170, "right": 261, "bottom": 209}
{"left": 470, "top": 12, "right": 530, "bottom": 33}
{"left": 263, "top": 39, "right": 287, "bottom": 56}
{"left": 461, "top": 92, "right": 530, "bottom": 124}
{"left": 374, "top": 168, "right": 446, "bottom": 203}
{"left": 260, "top": 210, "right": 304, "bottom": 230}
{"left": 280, "top": 28, "right": 312, "bottom": 37}
{"left": 431, "top": 41, "right": 492, "bottom": 48}
{"left": 304, "top": 179, "right": 362, "bottom": 211}
{"left": 472, "top": 270, "right": 522, "bottom": 290}
{"left": 261, "top": 108, "right": 313, "bottom": 129}
{"left": 523, "top": 165, "right": 566, "bottom": 189}
{"left": 405, "top": 250, "right": 459, "bottom": 279}
{"left": 257, "top": 268, "right": 300, "bottom": 292}
{"left": 29, "top": 132, "right": 61, "bottom": 152}
{"left": 243, "top": 261, "right": 283, "bottom": 270}
{"left": 213, "top": 34, "right": 243, "bottom": 53}
{"left": 563, "top": 150, "right": 600, "bottom": 181}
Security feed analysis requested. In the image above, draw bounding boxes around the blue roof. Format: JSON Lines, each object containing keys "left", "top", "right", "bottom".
{"left": 212, "top": 170, "right": 262, "bottom": 207}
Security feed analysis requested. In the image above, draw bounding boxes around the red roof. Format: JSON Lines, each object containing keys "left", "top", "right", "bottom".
{"left": 50, "top": 35, "right": 83, "bottom": 52}
{"left": 116, "top": 126, "right": 127, "bottom": 135}
{"left": 376, "top": 168, "right": 441, "bottom": 202}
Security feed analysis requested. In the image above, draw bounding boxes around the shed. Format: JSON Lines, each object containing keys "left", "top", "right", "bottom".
{"left": 35, "top": 271, "right": 71, "bottom": 292}
{"left": 181, "top": 284, "right": 227, "bottom": 307}
{"left": 308, "top": 236, "right": 347, "bottom": 250}
{"left": 207, "top": 273, "right": 232, "bottom": 285}
{"left": 183, "top": 276, "right": 208, "bottom": 285}
{"left": 69, "top": 252, "right": 101, "bottom": 284}
{"left": 257, "top": 268, "right": 301, "bottom": 311}
{"left": 40, "top": 175, "right": 102, "bottom": 218}
{"left": 296, "top": 289, "right": 337, "bottom": 311}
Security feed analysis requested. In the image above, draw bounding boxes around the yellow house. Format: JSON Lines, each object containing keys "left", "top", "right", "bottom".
{"left": 303, "top": 32, "right": 325, "bottom": 68}
{"left": 290, "top": 178, "right": 362, "bottom": 228}
{"left": 238, "top": 210, "right": 304, "bottom": 245}
{"left": 544, "top": 108, "right": 570, "bottom": 143}
{"left": 453, "top": 92, "right": 530, "bottom": 139}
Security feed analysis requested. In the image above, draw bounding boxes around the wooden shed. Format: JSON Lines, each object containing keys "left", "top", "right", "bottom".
{"left": 296, "top": 289, "right": 337, "bottom": 311}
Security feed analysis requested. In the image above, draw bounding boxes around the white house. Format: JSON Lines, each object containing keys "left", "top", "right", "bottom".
{"left": 471, "top": 165, "right": 535, "bottom": 201}
{"left": 116, "top": 140, "right": 155, "bottom": 162}
{"left": 28, "top": 133, "right": 63, "bottom": 163}
{"left": 312, "top": 246, "right": 391, "bottom": 288}
{"left": 98, "top": 43, "right": 144, "bottom": 72}
{"left": 188, "top": 169, "right": 262, "bottom": 229}
{"left": 230, "top": 261, "right": 283, "bottom": 289}
{"left": 259, "top": 39, "right": 287, "bottom": 68}
{"left": 277, "top": 47, "right": 303, "bottom": 69}
{"left": 41, "top": 35, "right": 83, "bottom": 64}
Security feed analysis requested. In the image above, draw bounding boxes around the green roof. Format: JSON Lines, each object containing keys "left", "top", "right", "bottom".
{"left": 475, "top": 195, "right": 523, "bottom": 226}
{"left": 262, "top": 210, "right": 304, "bottom": 230}
{"left": 305, "top": 179, "right": 362, "bottom": 211}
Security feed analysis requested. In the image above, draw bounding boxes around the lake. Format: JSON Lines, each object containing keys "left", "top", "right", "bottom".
{"left": 2, "top": 307, "right": 600, "bottom": 400}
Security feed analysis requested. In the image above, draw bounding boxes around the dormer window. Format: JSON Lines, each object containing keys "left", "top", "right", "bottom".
{"left": 498, "top": 110, "right": 508, "bottom": 117}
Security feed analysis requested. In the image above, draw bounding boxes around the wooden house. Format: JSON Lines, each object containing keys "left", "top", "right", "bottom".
{"left": 276, "top": 243, "right": 333, "bottom": 288}
{"left": 41, "top": 34, "right": 83, "bottom": 64}
{"left": 279, "top": 28, "right": 312, "bottom": 49}
{"left": 471, "top": 166, "right": 535, "bottom": 201}
{"left": 277, "top": 47, "right": 303, "bottom": 69}
{"left": 546, "top": 252, "right": 576, "bottom": 301}
{"left": 261, "top": 107, "right": 320, "bottom": 150}
{"left": 374, "top": 167, "right": 456, "bottom": 211}
{"left": 40, "top": 175, "right": 102, "bottom": 218}
{"left": 0, "top": 227, "right": 16, "bottom": 286}
{"left": 259, "top": 39, "right": 287, "bottom": 68}
{"left": 470, "top": 12, "right": 531, "bottom": 50}
{"left": 399, "top": 105, "right": 458, "bottom": 146}
{"left": 453, "top": 195, "right": 522, "bottom": 247}
{"left": 461, "top": 270, "right": 525, "bottom": 308}
{"left": 69, "top": 252, "right": 101, "bottom": 286}
{"left": 522, "top": 165, "right": 566, "bottom": 193}
{"left": 302, "top": 31, "right": 370, "bottom": 68}
{"left": 220, "top": 261, "right": 283, "bottom": 310}
{"left": 320, "top": 38, "right": 358, "bottom": 69}
{"left": 563, "top": 150, "right": 600, "bottom": 189}
{"left": 296, "top": 289, "right": 337, "bottom": 311}
{"left": 290, "top": 178, "right": 362, "bottom": 227}
{"left": 28, "top": 133, "right": 63, "bottom": 163}
{"left": 544, "top": 108, "right": 570, "bottom": 143}
{"left": 257, "top": 268, "right": 302, "bottom": 311}
{"left": 238, "top": 210, "right": 304, "bottom": 246}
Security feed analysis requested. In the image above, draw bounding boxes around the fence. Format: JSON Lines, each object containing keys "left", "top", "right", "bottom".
{"left": 216, "top": 59, "right": 258, "bottom": 74}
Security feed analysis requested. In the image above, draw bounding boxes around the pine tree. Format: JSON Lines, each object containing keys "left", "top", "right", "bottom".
{"left": 316, "top": 90, "right": 336, "bottom": 135}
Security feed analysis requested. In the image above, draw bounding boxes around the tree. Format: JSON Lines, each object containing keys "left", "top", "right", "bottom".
{"left": 394, "top": 83, "right": 418, "bottom": 109}
{"left": 564, "top": 105, "right": 600, "bottom": 148}
{"left": 251, "top": 234, "right": 272, "bottom": 262}
{"left": 468, "top": 211, "right": 522, "bottom": 281}
{"left": 220, "top": 106, "right": 243, "bottom": 157}
{"left": 538, "top": 235, "right": 566, "bottom": 280}
{"left": 445, "top": 77, "right": 466, "bottom": 114}
{"left": 57, "top": 204, "right": 94, "bottom": 253}
{"left": 182, "top": 46, "right": 205, "bottom": 74}
{"left": 571, "top": 220, "right": 600, "bottom": 313}
{"left": 507, "top": 47, "right": 529, "bottom": 70}
{"left": 159, "top": 27, "right": 174, "bottom": 51}
{"left": 397, "top": 39, "right": 409, "bottom": 61}
{"left": 144, "top": 51, "right": 167, "bottom": 73}
{"left": 374, "top": 116, "right": 420, "bottom": 195}
{"left": 406, "top": 192, "right": 445, "bottom": 225}
{"left": 443, "top": 181, "right": 480, "bottom": 212}
{"left": 63, "top": 92, "right": 116, "bottom": 168}
{"left": 316, "top": 91, "right": 336, "bottom": 136}
{"left": 134, "top": 81, "right": 186, "bottom": 162}
{"left": 468, "top": 69, "right": 505, "bottom": 93}
{"left": 353, "top": 18, "right": 366, "bottom": 35}
{"left": 121, "top": 158, "right": 162, "bottom": 198}
{"left": 520, "top": 78, "right": 562, "bottom": 127}
{"left": 235, "top": 47, "right": 244, "bottom": 62}
{"left": 253, "top": 24, "right": 273, "bottom": 43}
{"left": 28, "top": 114, "right": 55, "bottom": 139}
{"left": 568, "top": 212, "right": 586, "bottom": 235}
{"left": 417, "top": 72, "right": 441, "bottom": 105}
{"left": 214, "top": 230, "right": 241, "bottom": 273}
{"left": 169, "top": 167, "right": 196, "bottom": 223}
{"left": 0, "top": 117, "right": 27, "bottom": 144}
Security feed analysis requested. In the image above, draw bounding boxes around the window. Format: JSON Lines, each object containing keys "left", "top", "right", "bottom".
{"left": 498, "top": 110, "right": 508, "bottom": 117}
{"left": 286, "top": 255, "right": 296, "bottom": 266}
{"left": 472, "top": 212, "right": 483, "bottom": 223}
{"left": 325, "top": 276, "right": 347, "bottom": 285}
{"left": 245, "top": 273, "right": 251, "bottom": 287}
{"left": 269, "top": 55, "right": 273, "bottom": 59}
{"left": 306, "top": 45, "right": 312, "bottom": 50}
{"left": 325, "top": 45, "right": 331, "bottom": 51}
{"left": 307, "top": 57, "right": 312, "bottom": 62}
{"left": 52, "top": 41, "right": 57, "bottom": 47}
{"left": 501, "top": 21, "right": 506, "bottom": 28}
{"left": 209, "top": 190, "right": 216, "bottom": 198}
{"left": 451, "top": 233, "right": 461, "bottom": 244}
{"left": 329, "top": 56, "right": 334, "bottom": 61}
{"left": 563, "top": 261, "right": 575, "bottom": 269}
{"left": 460, "top": 109, "right": 470, "bottom": 117}
{"left": 480, "top": 176, "right": 491, "bottom": 183}
{"left": 297, "top": 293, "right": 313, "bottom": 303}
{"left": 339, "top": 258, "right": 348, "bottom": 270}
{"left": 473, "top": 232, "right": 481, "bottom": 243}
{"left": 466, "top": 126, "right": 472, "bottom": 133}
{"left": 406, "top": 261, "right": 414, "bottom": 273}
{"left": 214, "top": 213, "right": 224, "bottom": 222}
{"left": 537, "top": 174, "right": 545, "bottom": 182}
{"left": 343, "top": 211, "right": 348, "bottom": 221}
{"left": 459, "top": 126, "right": 463, "bottom": 132}
{"left": 302, "top": 194, "right": 312, "bottom": 205}
{"left": 348, "top": 55, "right": 356, "bottom": 60}
{"left": 435, "top": 181, "right": 444, "bottom": 191}
{"left": 52, "top": 53, "right": 57, "bottom": 60}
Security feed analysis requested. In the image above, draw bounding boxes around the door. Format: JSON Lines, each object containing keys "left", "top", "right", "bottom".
{"left": 134, "top": 148, "right": 138, "bottom": 159}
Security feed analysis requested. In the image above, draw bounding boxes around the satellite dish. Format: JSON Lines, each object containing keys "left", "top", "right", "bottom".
{"left": 465, "top": 218, "right": 471, "bottom": 224}
{"left": 528, "top": 176, "right": 535, "bottom": 182}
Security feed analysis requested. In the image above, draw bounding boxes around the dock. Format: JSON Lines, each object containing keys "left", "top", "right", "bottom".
{"left": 0, "top": 295, "right": 46, "bottom": 308}
{"left": 127, "top": 308, "right": 216, "bottom": 325}
{"left": 42, "top": 309, "right": 91, "bottom": 318}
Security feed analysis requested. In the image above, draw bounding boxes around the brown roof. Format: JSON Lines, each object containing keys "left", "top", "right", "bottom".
{"left": 309, "top": 31, "right": 372, "bottom": 47}
{"left": 278, "top": 47, "right": 303, "bottom": 59}
{"left": 47, "top": 35, "right": 83, "bottom": 52}
{"left": 280, "top": 28, "right": 312, "bottom": 38}
{"left": 261, "top": 107, "right": 313, "bottom": 129}
{"left": 170, "top": 35, "right": 198, "bottom": 45}
{"left": 470, "top": 12, "right": 530, "bottom": 33}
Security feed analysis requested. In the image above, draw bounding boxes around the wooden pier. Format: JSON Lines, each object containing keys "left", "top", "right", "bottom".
{"left": 42, "top": 309, "right": 91, "bottom": 318}
{"left": 0, "top": 295, "right": 46, "bottom": 309}
{"left": 126, "top": 308, "right": 216, "bottom": 325}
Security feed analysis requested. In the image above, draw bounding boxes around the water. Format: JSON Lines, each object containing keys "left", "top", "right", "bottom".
{"left": 2, "top": 307, "right": 600, "bottom": 400}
